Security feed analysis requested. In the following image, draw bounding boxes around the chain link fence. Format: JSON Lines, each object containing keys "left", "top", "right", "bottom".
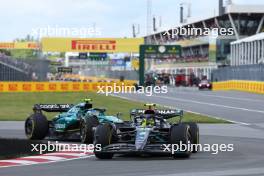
{"left": 212, "top": 64, "right": 264, "bottom": 82}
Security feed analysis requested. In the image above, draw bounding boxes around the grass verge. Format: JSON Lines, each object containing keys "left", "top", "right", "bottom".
{"left": 0, "top": 92, "right": 229, "bottom": 123}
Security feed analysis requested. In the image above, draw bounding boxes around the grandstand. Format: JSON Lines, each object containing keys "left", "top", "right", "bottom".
{"left": 231, "top": 32, "right": 264, "bottom": 65}
{"left": 212, "top": 32, "right": 264, "bottom": 82}
{"left": 144, "top": 3, "right": 264, "bottom": 82}
{"left": 0, "top": 53, "right": 50, "bottom": 81}
{"left": 0, "top": 54, "right": 31, "bottom": 81}
{"left": 61, "top": 52, "right": 138, "bottom": 81}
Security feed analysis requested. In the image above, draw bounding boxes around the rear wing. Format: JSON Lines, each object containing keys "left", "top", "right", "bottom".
{"left": 33, "top": 104, "right": 73, "bottom": 112}
{"left": 130, "top": 109, "right": 183, "bottom": 119}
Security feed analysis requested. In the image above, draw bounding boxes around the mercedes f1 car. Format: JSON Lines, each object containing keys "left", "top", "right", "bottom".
{"left": 94, "top": 104, "right": 199, "bottom": 159}
{"left": 25, "top": 99, "right": 123, "bottom": 143}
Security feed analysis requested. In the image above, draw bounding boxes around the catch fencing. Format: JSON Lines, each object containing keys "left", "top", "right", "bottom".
{"left": 211, "top": 64, "right": 264, "bottom": 82}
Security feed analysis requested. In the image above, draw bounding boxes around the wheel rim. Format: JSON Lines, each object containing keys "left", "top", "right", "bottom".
{"left": 187, "top": 131, "right": 191, "bottom": 144}
{"left": 80, "top": 123, "right": 86, "bottom": 141}
{"left": 196, "top": 130, "right": 199, "bottom": 144}
{"left": 25, "top": 119, "right": 33, "bottom": 136}
{"left": 186, "top": 130, "right": 192, "bottom": 153}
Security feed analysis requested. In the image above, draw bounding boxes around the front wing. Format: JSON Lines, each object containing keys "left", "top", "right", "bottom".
{"left": 98, "top": 143, "right": 170, "bottom": 154}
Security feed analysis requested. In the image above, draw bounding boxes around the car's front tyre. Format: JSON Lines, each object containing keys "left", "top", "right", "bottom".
{"left": 170, "top": 123, "right": 192, "bottom": 158}
{"left": 80, "top": 115, "right": 99, "bottom": 144}
{"left": 183, "top": 122, "right": 199, "bottom": 153}
{"left": 94, "top": 123, "right": 114, "bottom": 159}
{"left": 25, "top": 113, "right": 49, "bottom": 140}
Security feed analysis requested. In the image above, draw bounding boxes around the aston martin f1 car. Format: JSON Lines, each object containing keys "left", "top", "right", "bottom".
{"left": 94, "top": 104, "right": 199, "bottom": 159}
{"left": 25, "top": 99, "right": 123, "bottom": 143}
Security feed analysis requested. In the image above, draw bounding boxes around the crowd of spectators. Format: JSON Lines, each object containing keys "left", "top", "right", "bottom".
{"left": 145, "top": 72, "right": 201, "bottom": 87}
{"left": 49, "top": 73, "right": 118, "bottom": 83}
{"left": 0, "top": 53, "right": 33, "bottom": 74}
{"left": 153, "top": 55, "right": 209, "bottom": 65}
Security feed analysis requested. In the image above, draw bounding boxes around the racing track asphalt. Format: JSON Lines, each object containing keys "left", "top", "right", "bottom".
{"left": 113, "top": 87, "right": 264, "bottom": 127}
{"left": 0, "top": 89, "right": 264, "bottom": 176}
{"left": 0, "top": 123, "right": 264, "bottom": 176}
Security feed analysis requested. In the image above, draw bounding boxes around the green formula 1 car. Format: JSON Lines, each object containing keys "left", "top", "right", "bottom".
{"left": 24, "top": 99, "right": 123, "bottom": 143}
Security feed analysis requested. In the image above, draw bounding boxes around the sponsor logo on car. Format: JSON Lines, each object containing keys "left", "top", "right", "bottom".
{"left": 55, "top": 123, "right": 66, "bottom": 129}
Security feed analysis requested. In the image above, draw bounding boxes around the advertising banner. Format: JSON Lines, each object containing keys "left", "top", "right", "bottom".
{"left": 57, "top": 67, "right": 73, "bottom": 73}
{"left": 213, "top": 80, "right": 264, "bottom": 94}
{"left": 0, "top": 81, "right": 135, "bottom": 92}
{"left": 0, "top": 42, "right": 39, "bottom": 49}
{"left": 41, "top": 38, "right": 144, "bottom": 53}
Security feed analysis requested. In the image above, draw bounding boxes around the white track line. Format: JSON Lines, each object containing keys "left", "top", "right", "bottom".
{"left": 169, "top": 90, "right": 264, "bottom": 103}
{"left": 153, "top": 94, "right": 264, "bottom": 114}
{"left": 45, "top": 153, "right": 87, "bottom": 157}
{"left": 159, "top": 167, "right": 264, "bottom": 176}
{"left": 0, "top": 142, "right": 97, "bottom": 168}
{"left": 110, "top": 94, "right": 250, "bottom": 126}
{"left": 0, "top": 154, "right": 94, "bottom": 168}
{"left": 153, "top": 103, "right": 250, "bottom": 126}
{"left": 0, "top": 160, "right": 38, "bottom": 164}
{"left": 21, "top": 156, "right": 67, "bottom": 161}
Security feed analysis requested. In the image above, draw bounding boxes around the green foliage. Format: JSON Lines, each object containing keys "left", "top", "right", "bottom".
{"left": 10, "top": 35, "right": 38, "bottom": 59}
{"left": 10, "top": 49, "right": 37, "bottom": 59}
{"left": 0, "top": 49, "right": 11, "bottom": 56}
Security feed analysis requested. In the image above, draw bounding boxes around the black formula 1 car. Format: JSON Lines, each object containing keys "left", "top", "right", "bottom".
{"left": 93, "top": 104, "right": 199, "bottom": 159}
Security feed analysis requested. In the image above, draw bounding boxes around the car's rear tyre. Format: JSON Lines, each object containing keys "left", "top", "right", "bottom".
{"left": 94, "top": 123, "right": 114, "bottom": 159}
{"left": 25, "top": 113, "right": 49, "bottom": 140}
{"left": 170, "top": 124, "right": 191, "bottom": 158}
{"left": 80, "top": 115, "right": 99, "bottom": 144}
{"left": 183, "top": 122, "right": 199, "bottom": 153}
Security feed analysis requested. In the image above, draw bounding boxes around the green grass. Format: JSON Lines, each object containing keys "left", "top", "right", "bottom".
{"left": 0, "top": 92, "right": 229, "bottom": 123}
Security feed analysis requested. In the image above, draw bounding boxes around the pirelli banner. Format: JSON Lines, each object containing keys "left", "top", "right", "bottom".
{"left": 213, "top": 80, "right": 264, "bottom": 94}
{"left": 0, "top": 42, "right": 40, "bottom": 50}
{"left": 41, "top": 38, "right": 144, "bottom": 53}
{"left": 0, "top": 82, "right": 136, "bottom": 92}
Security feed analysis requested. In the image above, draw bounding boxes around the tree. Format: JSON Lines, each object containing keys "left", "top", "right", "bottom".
{"left": 10, "top": 35, "right": 38, "bottom": 59}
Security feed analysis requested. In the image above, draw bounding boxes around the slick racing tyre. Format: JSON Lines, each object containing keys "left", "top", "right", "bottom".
{"left": 94, "top": 123, "right": 114, "bottom": 159}
{"left": 183, "top": 122, "right": 199, "bottom": 153}
{"left": 80, "top": 115, "right": 99, "bottom": 144}
{"left": 25, "top": 113, "right": 49, "bottom": 140}
{"left": 170, "top": 123, "right": 191, "bottom": 158}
